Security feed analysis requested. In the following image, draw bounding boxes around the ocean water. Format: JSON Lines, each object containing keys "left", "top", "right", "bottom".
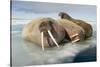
{"left": 11, "top": 1, "right": 97, "bottom": 66}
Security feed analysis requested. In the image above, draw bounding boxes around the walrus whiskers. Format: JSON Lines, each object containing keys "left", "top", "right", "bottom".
{"left": 48, "top": 30, "right": 59, "bottom": 47}
{"left": 41, "top": 32, "right": 44, "bottom": 51}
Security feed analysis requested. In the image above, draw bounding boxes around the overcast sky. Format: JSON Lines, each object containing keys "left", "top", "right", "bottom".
{"left": 11, "top": 0, "right": 96, "bottom": 21}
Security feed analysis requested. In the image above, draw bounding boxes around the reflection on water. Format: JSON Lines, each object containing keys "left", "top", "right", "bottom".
{"left": 11, "top": 18, "right": 96, "bottom": 66}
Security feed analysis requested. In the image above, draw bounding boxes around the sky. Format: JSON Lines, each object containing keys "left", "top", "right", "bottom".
{"left": 11, "top": 0, "right": 97, "bottom": 22}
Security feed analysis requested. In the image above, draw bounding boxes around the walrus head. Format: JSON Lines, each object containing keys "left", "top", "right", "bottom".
{"left": 39, "top": 18, "right": 71, "bottom": 50}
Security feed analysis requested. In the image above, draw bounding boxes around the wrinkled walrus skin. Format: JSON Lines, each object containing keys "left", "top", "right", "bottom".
{"left": 22, "top": 17, "right": 86, "bottom": 48}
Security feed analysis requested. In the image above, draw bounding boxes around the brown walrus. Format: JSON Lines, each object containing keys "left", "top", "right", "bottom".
{"left": 22, "top": 17, "right": 85, "bottom": 50}
{"left": 57, "top": 19, "right": 85, "bottom": 42}
{"left": 58, "top": 12, "right": 93, "bottom": 39}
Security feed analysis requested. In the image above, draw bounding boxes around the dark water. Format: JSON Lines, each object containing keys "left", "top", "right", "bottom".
{"left": 74, "top": 46, "right": 96, "bottom": 62}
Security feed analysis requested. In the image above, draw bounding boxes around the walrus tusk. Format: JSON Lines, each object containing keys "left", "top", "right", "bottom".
{"left": 71, "top": 33, "right": 79, "bottom": 38}
{"left": 72, "top": 39, "right": 80, "bottom": 43}
{"left": 48, "top": 30, "right": 59, "bottom": 47}
{"left": 41, "top": 32, "right": 44, "bottom": 51}
{"left": 71, "top": 33, "right": 80, "bottom": 43}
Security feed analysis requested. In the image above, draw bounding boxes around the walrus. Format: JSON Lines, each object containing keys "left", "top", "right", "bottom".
{"left": 22, "top": 18, "right": 72, "bottom": 50}
{"left": 58, "top": 12, "right": 93, "bottom": 38}
{"left": 57, "top": 19, "right": 85, "bottom": 42}
{"left": 22, "top": 17, "right": 85, "bottom": 50}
